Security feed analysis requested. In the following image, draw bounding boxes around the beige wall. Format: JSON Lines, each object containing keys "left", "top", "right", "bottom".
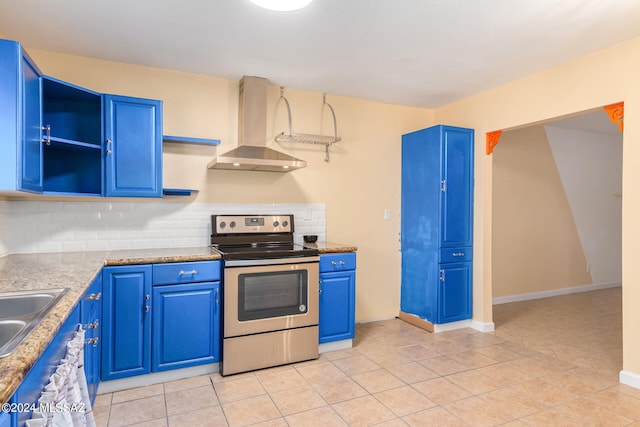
{"left": 27, "top": 47, "right": 434, "bottom": 323}
{"left": 492, "top": 125, "right": 592, "bottom": 298}
{"left": 435, "top": 36, "right": 640, "bottom": 376}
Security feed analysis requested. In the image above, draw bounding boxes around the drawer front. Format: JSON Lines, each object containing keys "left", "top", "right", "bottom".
{"left": 153, "top": 261, "right": 221, "bottom": 285}
{"left": 440, "top": 247, "right": 472, "bottom": 263}
{"left": 320, "top": 253, "right": 357, "bottom": 273}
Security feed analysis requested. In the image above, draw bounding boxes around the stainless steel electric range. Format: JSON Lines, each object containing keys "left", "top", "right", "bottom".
{"left": 210, "top": 214, "right": 320, "bottom": 376}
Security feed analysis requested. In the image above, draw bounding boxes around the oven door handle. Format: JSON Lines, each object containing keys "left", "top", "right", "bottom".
{"left": 224, "top": 256, "right": 320, "bottom": 267}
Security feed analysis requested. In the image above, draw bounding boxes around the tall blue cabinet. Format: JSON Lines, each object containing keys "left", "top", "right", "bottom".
{"left": 401, "top": 125, "right": 474, "bottom": 324}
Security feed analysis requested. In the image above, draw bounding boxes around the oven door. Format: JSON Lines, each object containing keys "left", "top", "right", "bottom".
{"left": 224, "top": 257, "right": 319, "bottom": 338}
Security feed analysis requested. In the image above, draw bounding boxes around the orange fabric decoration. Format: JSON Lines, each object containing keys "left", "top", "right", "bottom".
{"left": 604, "top": 102, "right": 624, "bottom": 132}
{"left": 486, "top": 130, "right": 502, "bottom": 155}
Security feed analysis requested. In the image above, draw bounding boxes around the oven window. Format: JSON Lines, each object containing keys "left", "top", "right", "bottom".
{"left": 238, "top": 270, "right": 308, "bottom": 321}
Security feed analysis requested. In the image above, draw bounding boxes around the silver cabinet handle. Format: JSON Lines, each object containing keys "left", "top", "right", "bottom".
{"left": 145, "top": 294, "right": 151, "bottom": 312}
{"left": 179, "top": 270, "right": 197, "bottom": 276}
{"left": 41, "top": 125, "right": 51, "bottom": 145}
{"left": 452, "top": 253, "right": 465, "bottom": 257}
{"left": 85, "top": 337, "right": 99, "bottom": 347}
{"left": 83, "top": 320, "right": 99, "bottom": 329}
{"left": 339, "top": 261, "right": 345, "bottom": 265}
{"left": 106, "top": 138, "right": 113, "bottom": 154}
{"left": 331, "top": 261, "right": 346, "bottom": 266}
{"left": 87, "top": 292, "right": 102, "bottom": 300}
{"left": 440, "top": 269, "right": 445, "bottom": 282}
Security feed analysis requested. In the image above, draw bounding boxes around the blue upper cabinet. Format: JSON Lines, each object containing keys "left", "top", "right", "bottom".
{"left": 103, "top": 95, "right": 163, "bottom": 197}
{"left": 0, "top": 39, "right": 43, "bottom": 193}
{"left": 401, "top": 125, "right": 474, "bottom": 324}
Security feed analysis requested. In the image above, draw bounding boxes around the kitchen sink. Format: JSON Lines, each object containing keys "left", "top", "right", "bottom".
{"left": 0, "top": 288, "right": 68, "bottom": 358}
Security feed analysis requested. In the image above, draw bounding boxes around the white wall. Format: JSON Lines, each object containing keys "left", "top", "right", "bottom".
{"left": 545, "top": 126, "right": 623, "bottom": 285}
{"left": 0, "top": 201, "right": 325, "bottom": 254}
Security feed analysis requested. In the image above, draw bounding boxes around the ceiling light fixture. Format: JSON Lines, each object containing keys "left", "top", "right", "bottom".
{"left": 249, "top": 0, "right": 312, "bottom": 12}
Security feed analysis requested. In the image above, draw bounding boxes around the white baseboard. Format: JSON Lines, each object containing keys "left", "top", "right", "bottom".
{"left": 433, "top": 319, "right": 472, "bottom": 333}
{"left": 620, "top": 370, "right": 640, "bottom": 390}
{"left": 97, "top": 363, "right": 219, "bottom": 394}
{"left": 471, "top": 320, "right": 495, "bottom": 332}
{"left": 319, "top": 339, "right": 353, "bottom": 353}
{"left": 493, "top": 281, "right": 621, "bottom": 305}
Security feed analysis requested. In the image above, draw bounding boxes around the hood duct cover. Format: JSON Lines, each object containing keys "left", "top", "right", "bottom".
{"left": 208, "top": 76, "right": 306, "bottom": 172}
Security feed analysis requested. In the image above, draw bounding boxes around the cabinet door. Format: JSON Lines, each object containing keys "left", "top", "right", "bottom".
{"left": 437, "top": 262, "right": 472, "bottom": 323}
{"left": 102, "top": 265, "right": 152, "bottom": 380}
{"left": 0, "top": 410, "right": 11, "bottom": 427}
{"left": 440, "top": 126, "right": 474, "bottom": 247}
{"left": 81, "top": 271, "right": 102, "bottom": 403}
{"left": 152, "top": 282, "right": 220, "bottom": 371}
{"left": 319, "top": 270, "right": 356, "bottom": 343}
{"left": 103, "top": 95, "right": 162, "bottom": 197}
{"left": 20, "top": 52, "right": 43, "bottom": 193}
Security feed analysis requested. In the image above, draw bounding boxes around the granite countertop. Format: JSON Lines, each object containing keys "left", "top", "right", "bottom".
{"left": 0, "top": 247, "right": 221, "bottom": 405}
{"left": 0, "top": 243, "right": 355, "bottom": 404}
{"left": 303, "top": 241, "right": 358, "bottom": 254}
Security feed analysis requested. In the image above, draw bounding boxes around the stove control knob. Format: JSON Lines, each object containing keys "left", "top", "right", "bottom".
{"left": 282, "top": 220, "right": 289, "bottom": 227}
{"left": 229, "top": 221, "right": 236, "bottom": 228}
{"left": 273, "top": 221, "right": 279, "bottom": 227}
{"left": 219, "top": 221, "right": 226, "bottom": 229}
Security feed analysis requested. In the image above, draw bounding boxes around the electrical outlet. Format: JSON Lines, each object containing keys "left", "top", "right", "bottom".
{"left": 384, "top": 209, "right": 391, "bottom": 220}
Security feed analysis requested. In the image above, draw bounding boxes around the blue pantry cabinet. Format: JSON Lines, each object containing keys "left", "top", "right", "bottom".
{"left": 401, "top": 125, "right": 474, "bottom": 324}
{"left": 0, "top": 38, "right": 164, "bottom": 198}
{"left": 319, "top": 253, "right": 356, "bottom": 343}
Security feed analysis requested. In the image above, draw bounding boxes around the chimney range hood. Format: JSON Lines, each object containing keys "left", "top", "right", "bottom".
{"left": 207, "top": 76, "right": 306, "bottom": 172}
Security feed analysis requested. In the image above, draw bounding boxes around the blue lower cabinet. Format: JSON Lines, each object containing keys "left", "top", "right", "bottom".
{"left": 102, "top": 265, "right": 152, "bottom": 381}
{"left": 152, "top": 282, "right": 220, "bottom": 371}
{"left": 0, "top": 410, "right": 10, "bottom": 427}
{"left": 80, "top": 271, "right": 102, "bottom": 404}
{"left": 319, "top": 253, "right": 356, "bottom": 343}
{"left": 102, "top": 261, "right": 221, "bottom": 382}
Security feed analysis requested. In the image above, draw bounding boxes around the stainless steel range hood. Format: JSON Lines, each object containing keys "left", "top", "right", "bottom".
{"left": 208, "top": 76, "right": 306, "bottom": 172}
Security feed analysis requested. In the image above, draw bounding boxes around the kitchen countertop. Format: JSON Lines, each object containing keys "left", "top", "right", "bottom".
{"left": 303, "top": 241, "right": 358, "bottom": 253}
{"left": 0, "top": 247, "right": 221, "bottom": 405}
{"left": 0, "top": 243, "right": 355, "bottom": 404}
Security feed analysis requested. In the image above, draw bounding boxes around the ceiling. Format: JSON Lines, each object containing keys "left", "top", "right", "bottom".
{"left": 1, "top": 1, "right": 640, "bottom": 108}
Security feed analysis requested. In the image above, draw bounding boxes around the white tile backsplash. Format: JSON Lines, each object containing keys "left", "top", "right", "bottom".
{"left": 0, "top": 200, "right": 326, "bottom": 254}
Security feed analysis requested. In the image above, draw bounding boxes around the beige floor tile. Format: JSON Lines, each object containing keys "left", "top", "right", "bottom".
{"left": 163, "top": 374, "right": 212, "bottom": 394}
{"left": 332, "top": 355, "right": 381, "bottom": 376}
{"left": 285, "top": 406, "right": 348, "bottom": 427}
{"left": 221, "top": 394, "right": 281, "bottom": 427}
{"left": 351, "top": 368, "right": 405, "bottom": 394}
{"left": 444, "top": 396, "right": 514, "bottom": 427}
{"left": 417, "top": 355, "right": 469, "bottom": 376}
{"left": 165, "top": 384, "right": 219, "bottom": 416}
{"left": 111, "top": 383, "right": 164, "bottom": 404}
{"left": 402, "top": 406, "right": 468, "bottom": 427}
{"left": 479, "top": 387, "right": 547, "bottom": 418}
{"left": 584, "top": 388, "right": 640, "bottom": 420}
{"left": 510, "top": 378, "right": 576, "bottom": 406}
{"left": 332, "top": 395, "right": 396, "bottom": 427}
{"left": 538, "top": 370, "right": 614, "bottom": 396}
{"left": 108, "top": 394, "right": 166, "bottom": 427}
{"left": 295, "top": 361, "right": 346, "bottom": 383}
{"left": 395, "top": 344, "right": 441, "bottom": 361}
{"left": 248, "top": 419, "right": 289, "bottom": 427}
{"left": 521, "top": 407, "right": 594, "bottom": 426}
{"left": 475, "top": 363, "right": 530, "bottom": 388}
{"left": 411, "top": 377, "right": 472, "bottom": 405}
{"left": 385, "top": 361, "right": 439, "bottom": 384}
{"left": 448, "top": 350, "right": 498, "bottom": 369}
{"left": 213, "top": 376, "right": 266, "bottom": 403}
{"left": 373, "top": 420, "right": 411, "bottom": 427}
{"left": 269, "top": 385, "right": 327, "bottom": 416}
{"left": 167, "top": 405, "right": 227, "bottom": 427}
{"left": 310, "top": 376, "right": 369, "bottom": 404}
{"left": 93, "top": 404, "right": 110, "bottom": 427}
{"left": 555, "top": 398, "right": 633, "bottom": 426}
{"left": 320, "top": 347, "right": 361, "bottom": 361}
{"left": 94, "top": 393, "right": 113, "bottom": 408}
{"left": 257, "top": 367, "right": 307, "bottom": 394}
{"left": 374, "top": 385, "right": 436, "bottom": 417}
{"left": 358, "top": 349, "right": 413, "bottom": 367}
{"left": 445, "top": 369, "right": 503, "bottom": 395}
